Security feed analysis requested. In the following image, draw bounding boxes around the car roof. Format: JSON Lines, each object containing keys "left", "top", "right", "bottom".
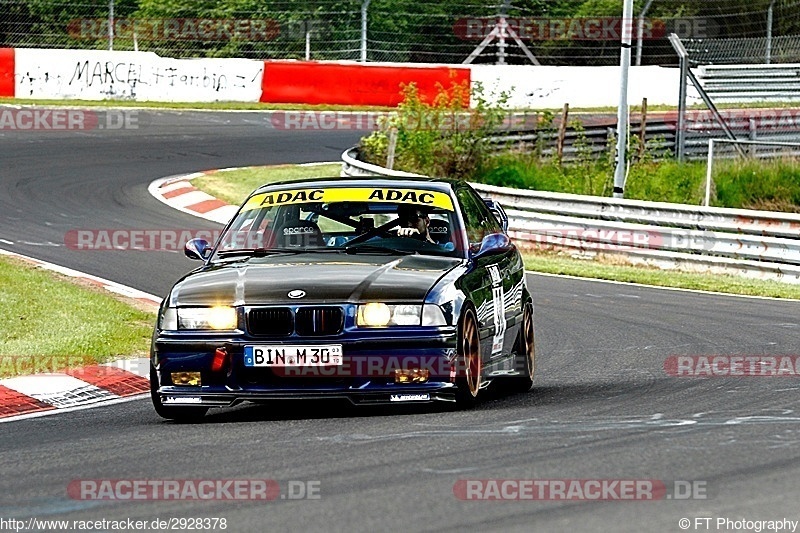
{"left": 250, "top": 176, "right": 462, "bottom": 197}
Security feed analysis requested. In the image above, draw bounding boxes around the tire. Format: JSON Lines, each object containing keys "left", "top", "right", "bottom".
{"left": 150, "top": 365, "right": 208, "bottom": 422}
{"left": 455, "top": 306, "right": 483, "bottom": 408}
{"left": 509, "top": 300, "right": 535, "bottom": 393}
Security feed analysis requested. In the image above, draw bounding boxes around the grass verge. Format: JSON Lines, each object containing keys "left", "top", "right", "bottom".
{"left": 478, "top": 156, "right": 800, "bottom": 210}
{"left": 524, "top": 252, "right": 800, "bottom": 300}
{"left": 193, "top": 163, "right": 342, "bottom": 205}
{"left": 191, "top": 164, "right": 800, "bottom": 300}
{"left": 0, "top": 255, "right": 156, "bottom": 378}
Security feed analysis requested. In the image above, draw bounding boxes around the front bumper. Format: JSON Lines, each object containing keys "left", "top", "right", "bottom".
{"left": 152, "top": 328, "right": 459, "bottom": 407}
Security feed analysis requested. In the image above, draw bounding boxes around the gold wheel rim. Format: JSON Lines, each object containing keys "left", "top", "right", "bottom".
{"left": 524, "top": 305, "right": 535, "bottom": 377}
{"left": 463, "top": 312, "right": 481, "bottom": 397}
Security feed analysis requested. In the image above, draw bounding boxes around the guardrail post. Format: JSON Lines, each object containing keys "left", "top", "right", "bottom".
{"left": 557, "top": 103, "right": 569, "bottom": 165}
{"left": 638, "top": 97, "right": 648, "bottom": 160}
{"left": 607, "top": 128, "right": 616, "bottom": 165}
{"left": 705, "top": 139, "right": 714, "bottom": 206}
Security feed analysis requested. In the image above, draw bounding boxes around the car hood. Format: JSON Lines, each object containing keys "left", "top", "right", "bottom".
{"left": 168, "top": 253, "right": 463, "bottom": 306}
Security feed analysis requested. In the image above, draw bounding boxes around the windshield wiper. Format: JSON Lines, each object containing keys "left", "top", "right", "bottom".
{"left": 344, "top": 244, "right": 414, "bottom": 255}
{"left": 216, "top": 247, "right": 303, "bottom": 258}
{"left": 216, "top": 247, "right": 345, "bottom": 258}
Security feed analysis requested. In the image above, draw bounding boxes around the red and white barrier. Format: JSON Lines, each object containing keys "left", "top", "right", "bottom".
{"left": 260, "top": 60, "right": 470, "bottom": 106}
{"left": 0, "top": 48, "right": 13, "bottom": 97}
{"left": 0, "top": 47, "right": 689, "bottom": 107}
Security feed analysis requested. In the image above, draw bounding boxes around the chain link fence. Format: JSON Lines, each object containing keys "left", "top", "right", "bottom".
{"left": 684, "top": 36, "right": 800, "bottom": 65}
{"left": 2, "top": 0, "right": 799, "bottom": 65}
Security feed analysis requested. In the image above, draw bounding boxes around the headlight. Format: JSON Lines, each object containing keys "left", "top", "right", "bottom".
{"left": 176, "top": 307, "right": 238, "bottom": 330}
{"left": 421, "top": 304, "right": 447, "bottom": 326}
{"left": 159, "top": 307, "right": 178, "bottom": 330}
{"left": 356, "top": 303, "right": 446, "bottom": 327}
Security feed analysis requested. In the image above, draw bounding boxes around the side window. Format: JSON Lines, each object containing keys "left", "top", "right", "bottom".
{"left": 456, "top": 188, "right": 501, "bottom": 248}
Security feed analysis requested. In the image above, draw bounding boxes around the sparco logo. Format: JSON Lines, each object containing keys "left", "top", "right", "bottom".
{"left": 283, "top": 227, "right": 316, "bottom": 235}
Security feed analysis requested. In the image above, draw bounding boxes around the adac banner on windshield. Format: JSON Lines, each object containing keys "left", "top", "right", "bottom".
{"left": 242, "top": 187, "right": 455, "bottom": 212}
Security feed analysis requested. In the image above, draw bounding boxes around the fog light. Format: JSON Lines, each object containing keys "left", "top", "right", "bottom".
{"left": 394, "top": 368, "right": 430, "bottom": 384}
{"left": 171, "top": 371, "right": 201, "bottom": 386}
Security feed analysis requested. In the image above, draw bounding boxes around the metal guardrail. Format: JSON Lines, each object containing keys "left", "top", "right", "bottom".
{"left": 341, "top": 147, "right": 800, "bottom": 284}
{"left": 481, "top": 117, "right": 799, "bottom": 163}
{"left": 695, "top": 64, "right": 800, "bottom": 102}
{"left": 340, "top": 147, "right": 424, "bottom": 178}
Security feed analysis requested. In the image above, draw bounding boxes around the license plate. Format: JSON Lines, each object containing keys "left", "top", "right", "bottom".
{"left": 244, "top": 345, "right": 343, "bottom": 367}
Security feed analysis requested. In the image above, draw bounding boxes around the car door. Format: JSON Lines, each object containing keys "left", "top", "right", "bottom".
{"left": 455, "top": 185, "right": 521, "bottom": 367}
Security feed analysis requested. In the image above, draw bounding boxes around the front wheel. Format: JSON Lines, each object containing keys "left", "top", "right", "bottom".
{"left": 150, "top": 365, "right": 208, "bottom": 422}
{"left": 455, "top": 306, "right": 483, "bottom": 408}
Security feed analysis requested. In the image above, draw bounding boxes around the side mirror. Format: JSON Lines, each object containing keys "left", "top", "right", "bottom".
{"left": 472, "top": 232, "right": 513, "bottom": 259}
{"left": 185, "top": 238, "right": 211, "bottom": 260}
{"left": 482, "top": 198, "right": 509, "bottom": 233}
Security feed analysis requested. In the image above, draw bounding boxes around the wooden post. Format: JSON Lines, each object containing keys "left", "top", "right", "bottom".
{"left": 386, "top": 127, "right": 398, "bottom": 170}
{"left": 556, "top": 103, "right": 569, "bottom": 164}
{"left": 638, "top": 97, "right": 648, "bottom": 160}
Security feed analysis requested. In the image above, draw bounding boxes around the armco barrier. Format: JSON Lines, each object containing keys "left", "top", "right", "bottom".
{"left": 341, "top": 147, "right": 800, "bottom": 284}
{"left": 340, "top": 147, "right": 423, "bottom": 178}
{"left": 695, "top": 64, "right": 800, "bottom": 103}
{"left": 260, "top": 61, "right": 470, "bottom": 107}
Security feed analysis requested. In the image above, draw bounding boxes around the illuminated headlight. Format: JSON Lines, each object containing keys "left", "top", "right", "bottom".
{"left": 177, "top": 307, "right": 238, "bottom": 330}
{"left": 356, "top": 303, "right": 446, "bottom": 327}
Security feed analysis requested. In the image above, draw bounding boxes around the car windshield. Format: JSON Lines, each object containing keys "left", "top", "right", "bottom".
{"left": 211, "top": 185, "right": 462, "bottom": 260}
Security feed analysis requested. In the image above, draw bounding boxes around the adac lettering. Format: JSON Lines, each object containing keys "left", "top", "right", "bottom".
{"left": 368, "top": 189, "right": 435, "bottom": 204}
{"left": 260, "top": 189, "right": 323, "bottom": 206}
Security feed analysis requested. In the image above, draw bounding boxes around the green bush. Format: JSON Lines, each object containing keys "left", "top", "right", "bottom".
{"left": 359, "top": 81, "right": 512, "bottom": 181}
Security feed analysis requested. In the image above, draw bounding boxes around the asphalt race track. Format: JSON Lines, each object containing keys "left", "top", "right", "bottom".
{"left": 1, "top": 110, "right": 800, "bottom": 532}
